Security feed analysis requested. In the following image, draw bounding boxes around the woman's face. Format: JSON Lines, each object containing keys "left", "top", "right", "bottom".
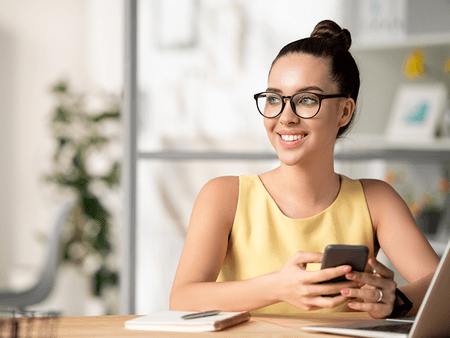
{"left": 264, "top": 53, "right": 354, "bottom": 167}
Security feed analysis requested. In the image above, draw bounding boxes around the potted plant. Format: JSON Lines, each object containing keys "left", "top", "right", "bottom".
{"left": 409, "top": 178, "right": 449, "bottom": 235}
{"left": 386, "top": 171, "right": 449, "bottom": 235}
{"left": 44, "top": 80, "right": 121, "bottom": 314}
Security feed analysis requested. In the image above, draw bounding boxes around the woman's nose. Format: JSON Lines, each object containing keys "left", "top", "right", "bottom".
{"left": 279, "top": 100, "right": 300, "bottom": 125}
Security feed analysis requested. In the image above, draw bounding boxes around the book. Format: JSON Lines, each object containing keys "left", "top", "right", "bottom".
{"left": 125, "top": 311, "right": 251, "bottom": 332}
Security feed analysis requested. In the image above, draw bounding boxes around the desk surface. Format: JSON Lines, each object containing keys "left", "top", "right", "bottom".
{"left": 33, "top": 312, "right": 371, "bottom": 337}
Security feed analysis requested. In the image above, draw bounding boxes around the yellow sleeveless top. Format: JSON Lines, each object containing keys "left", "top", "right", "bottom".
{"left": 217, "top": 174, "right": 374, "bottom": 315}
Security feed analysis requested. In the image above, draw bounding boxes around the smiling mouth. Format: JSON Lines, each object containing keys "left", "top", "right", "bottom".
{"left": 279, "top": 134, "right": 307, "bottom": 141}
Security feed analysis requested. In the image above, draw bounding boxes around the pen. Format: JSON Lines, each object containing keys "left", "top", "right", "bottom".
{"left": 181, "top": 310, "right": 221, "bottom": 320}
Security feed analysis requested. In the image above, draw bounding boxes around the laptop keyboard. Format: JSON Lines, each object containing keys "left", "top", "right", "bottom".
{"left": 358, "top": 322, "right": 413, "bottom": 334}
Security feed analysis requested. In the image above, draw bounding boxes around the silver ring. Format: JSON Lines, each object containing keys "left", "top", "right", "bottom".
{"left": 376, "top": 289, "right": 383, "bottom": 303}
{"left": 372, "top": 269, "right": 377, "bottom": 274}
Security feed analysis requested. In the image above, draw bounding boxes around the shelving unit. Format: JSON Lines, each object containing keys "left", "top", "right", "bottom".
{"left": 335, "top": 137, "right": 450, "bottom": 161}
{"left": 350, "top": 42, "right": 450, "bottom": 137}
{"left": 349, "top": 33, "right": 450, "bottom": 254}
{"left": 135, "top": 143, "right": 450, "bottom": 162}
{"left": 338, "top": 135, "right": 450, "bottom": 249}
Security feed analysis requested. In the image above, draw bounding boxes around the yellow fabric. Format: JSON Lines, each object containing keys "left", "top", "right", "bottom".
{"left": 217, "top": 174, "right": 374, "bottom": 315}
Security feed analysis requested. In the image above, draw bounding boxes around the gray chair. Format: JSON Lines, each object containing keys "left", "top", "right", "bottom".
{"left": 0, "top": 201, "right": 74, "bottom": 310}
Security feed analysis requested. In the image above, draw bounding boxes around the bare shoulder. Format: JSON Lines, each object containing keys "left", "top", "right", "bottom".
{"left": 191, "top": 176, "right": 240, "bottom": 230}
{"left": 201, "top": 175, "right": 239, "bottom": 193}
{"left": 198, "top": 176, "right": 239, "bottom": 206}
{"left": 359, "top": 178, "right": 399, "bottom": 200}
{"left": 359, "top": 178, "right": 408, "bottom": 230}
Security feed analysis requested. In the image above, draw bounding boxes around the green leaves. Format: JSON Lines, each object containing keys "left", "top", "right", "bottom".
{"left": 53, "top": 106, "right": 72, "bottom": 123}
{"left": 91, "top": 110, "right": 121, "bottom": 122}
{"left": 93, "top": 267, "right": 119, "bottom": 297}
{"left": 52, "top": 81, "right": 68, "bottom": 93}
{"left": 102, "top": 162, "right": 121, "bottom": 187}
{"left": 46, "top": 80, "right": 121, "bottom": 301}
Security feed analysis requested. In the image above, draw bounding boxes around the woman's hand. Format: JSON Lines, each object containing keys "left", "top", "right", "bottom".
{"left": 274, "top": 251, "right": 359, "bottom": 311}
{"left": 341, "top": 258, "right": 397, "bottom": 319}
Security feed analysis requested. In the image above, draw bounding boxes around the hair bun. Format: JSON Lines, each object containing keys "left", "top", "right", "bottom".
{"left": 310, "top": 20, "right": 352, "bottom": 51}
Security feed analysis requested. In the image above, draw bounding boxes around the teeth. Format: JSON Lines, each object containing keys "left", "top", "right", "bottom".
{"left": 280, "top": 134, "right": 305, "bottom": 141}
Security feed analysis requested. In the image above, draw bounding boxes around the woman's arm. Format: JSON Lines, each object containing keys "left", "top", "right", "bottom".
{"left": 169, "top": 176, "right": 277, "bottom": 311}
{"left": 170, "top": 176, "right": 357, "bottom": 312}
{"left": 342, "top": 179, "right": 439, "bottom": 318}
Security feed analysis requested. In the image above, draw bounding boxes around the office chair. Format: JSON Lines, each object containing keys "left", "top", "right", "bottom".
{"left": 0, "top": 201, "right": 74, "bottom": 310}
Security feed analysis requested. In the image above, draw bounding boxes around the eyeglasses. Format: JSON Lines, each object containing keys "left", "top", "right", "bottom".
{"left": 253, "top": 91, "right": 348, "bottom": 119}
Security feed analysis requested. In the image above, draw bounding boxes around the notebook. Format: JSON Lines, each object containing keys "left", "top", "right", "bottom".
{"left": 301, "top": 237, "right": 450, "bottom": 338}
{"left": 125, "top": 311, "right": 250, "bottom": 332}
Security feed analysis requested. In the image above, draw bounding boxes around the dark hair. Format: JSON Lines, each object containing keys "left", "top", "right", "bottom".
{"left": 270, "top": 20, "right": 360, "bottom": 139}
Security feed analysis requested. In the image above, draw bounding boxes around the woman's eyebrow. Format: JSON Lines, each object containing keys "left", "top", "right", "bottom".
{"left": 265, "top": 86, "right": 324, "bottom": 93}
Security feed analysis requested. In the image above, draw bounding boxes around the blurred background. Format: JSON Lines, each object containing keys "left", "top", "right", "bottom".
{"left": 1, "top": 0, "right": 450, "bottom": 317}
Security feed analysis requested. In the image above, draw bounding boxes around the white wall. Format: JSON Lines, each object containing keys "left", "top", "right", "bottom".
{"left": 0, "top": 0, "right": 123, "bottom": 313}
{"left": 0, "top": 0, "right": 86, "bottom": 284}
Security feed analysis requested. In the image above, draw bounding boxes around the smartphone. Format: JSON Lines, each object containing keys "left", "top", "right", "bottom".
{"left": 320, "top": 244, "right": 369, "bottom": 283}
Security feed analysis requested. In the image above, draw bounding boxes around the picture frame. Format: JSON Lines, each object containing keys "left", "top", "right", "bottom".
{"left": 386, "top": 83, "right": 448, "bottom": 142}
{"left": 357, "top": 0, "right": 407, "bottom": 44}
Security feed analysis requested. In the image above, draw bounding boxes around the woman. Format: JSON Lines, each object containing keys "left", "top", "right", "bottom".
{"left": 169, "top": 20, "right": 439, "bottom": 319}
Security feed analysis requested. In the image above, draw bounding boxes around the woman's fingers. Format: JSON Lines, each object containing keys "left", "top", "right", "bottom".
{"left": 343, "top": 284, "right": 396, "bottom": 318}
{"left": 345, "top": 270, "right": 395, "bottom": 290}
{"left": 278, "top": 252, "right": 361, "bottom": 311}
{"left": 341, "top": 286, "right": 395, "bottom": 304}
{"left": 307, "top": 264, "right": 353, "bottom": 284}
{"left": 316, "top": 281, "right": 360, "bottom": 297}
{"left": 368, "top": 258, "right": 395, "bottom": 279}
{"left": 340, "top": 258, "right": 397, "bottom": 319}
{"left": 297, "top": 291, "right": 354, "bottom": 310}
{"left": 310, "top": 294, "right": 350, "bottom": 308}
{"left": 347, "top": 299, "right": 393, "bottom": 318}
{"left": 279, "top": 252, "right": 397, "bottom": 313}
{"left": 287, "top": 251, "right": 323, "bottom": 268}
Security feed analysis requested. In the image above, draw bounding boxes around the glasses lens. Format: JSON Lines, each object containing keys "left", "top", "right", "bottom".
{"left": 256, "top": 93, "right": 282, "bottom": 118}
{"left": 292, "top": 92, "right": 320, "bottom": 118}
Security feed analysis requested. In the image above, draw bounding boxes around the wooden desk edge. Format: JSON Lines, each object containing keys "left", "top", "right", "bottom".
{"left": 11, "top": 312, "right": 373, "bottom": 337}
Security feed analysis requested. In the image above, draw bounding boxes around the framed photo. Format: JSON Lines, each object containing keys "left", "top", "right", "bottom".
{"left": 358, "top": 0, "right": 407, "bottom": 44}
{"left": 386, "top": 83, "right": 448, "bottom": 142}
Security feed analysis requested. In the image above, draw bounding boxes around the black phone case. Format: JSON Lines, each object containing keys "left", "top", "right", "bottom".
{"left": 320, "top": 244, "right": 369, "bottom": 283}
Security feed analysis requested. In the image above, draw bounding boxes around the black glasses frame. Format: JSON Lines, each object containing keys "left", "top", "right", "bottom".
{"left": 253, "top": 91, "right": 348, "bottom": 119}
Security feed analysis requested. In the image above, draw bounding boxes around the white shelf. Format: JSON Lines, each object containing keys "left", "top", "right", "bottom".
{"left": 353, "top": 33, "right": 450, "bottom": 52}
{"left": 335, "top": 135, "right": 450, "bottom": 162}
{"left": 136, "top": 137, "right": 450, "bottom": 162}
{"left": 337, "top": 135, "right": 450, "bottom": 151}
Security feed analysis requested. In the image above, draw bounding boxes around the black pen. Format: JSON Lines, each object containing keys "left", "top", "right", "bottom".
{"left": 181, "top": 310, "right": 221, "bottom": 320}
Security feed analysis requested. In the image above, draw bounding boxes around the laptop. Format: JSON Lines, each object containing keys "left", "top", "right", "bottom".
{"left": 301, "top": 237, "right": 450, "bottom": 338}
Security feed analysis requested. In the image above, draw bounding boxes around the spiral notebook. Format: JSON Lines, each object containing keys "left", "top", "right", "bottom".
{"left": 125, "top": 311, "right": 250, "bottom": 332}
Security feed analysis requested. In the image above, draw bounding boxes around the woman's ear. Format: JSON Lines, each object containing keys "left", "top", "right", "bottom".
{"left": 338, "top": 98, "right": 355, "bottom": 128}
